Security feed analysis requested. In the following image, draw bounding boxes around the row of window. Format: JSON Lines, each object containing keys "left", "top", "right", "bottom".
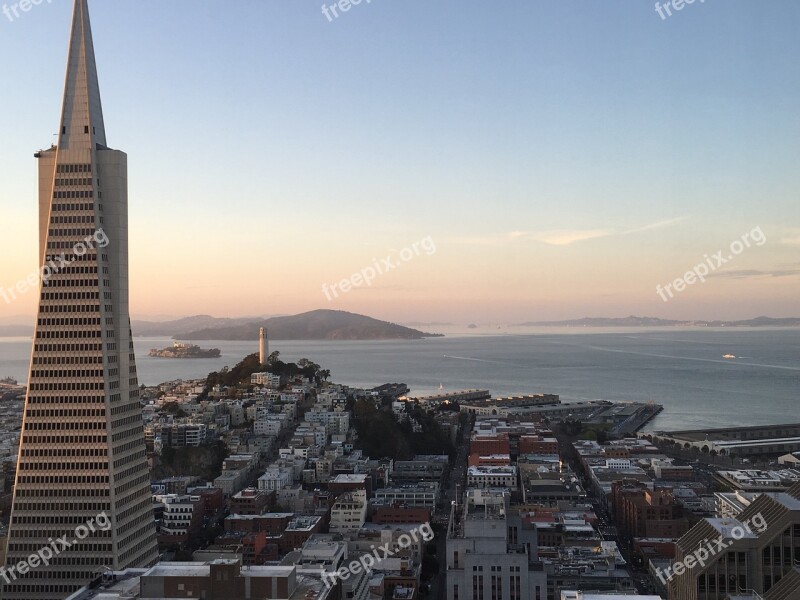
{"left": 21, "top": 446, "right": 108, "bottom": 456}
{"left": 18, "top": 462, "right": 110, "bottom": 472}
{"left": 14, "top": 486, "right": 109, "bottom": 497}
{"left": 47, "top": 228, "right": 98, "bottom": 238}
{"left": 46, "top": 263, "right": 102, "bottom": 275}
{"left": 28, "top": 382, "right": 105, "bottom": 391}
{"left": 26, "top": 396, "right": 106, "bottom": 405}
{"left": 32, "top": 356, "right": 104, "bottom": 365}
{"left": 51, "top": 202, "right": 95, "bottom": 212}
{"left": 16, "top": 475, "right": 110, "bottom": 484}
{"left": 24, "top": 421, "right": 107, "bottom": 431}
{"left": 33, "top": 342, "right": 103, "bottom": 352}
{"left": 40, "top": 291, "right": 100, "bottom": 301}
{"left": 26, "top": 408, "right": 107, "bottom": 418}
{"left": 50, "top": 215, "right": 96, "bottom": 224}
{"left": 39, "top": 304, "right": 100, "bottom": 314}
{"left": 47, "top": 241, "right": 99, "bottom": 250}
{"left": 35, "top": 331, "right": 102, "bottom": 340}
{"left": 53, "top": 190, "right": 94, "bottom": 199}
{"left": 41, "top": 278, "right": 99, "bottom": 288}
{"left": 38, "top": 317, "right": 101, "bottom": 327}
{"left": 56, "top": 164, "right": 91, "bottom": 173}
{"left": 54, "top": 178, "right": 95, "bottom": 187}
{"left": 12, "top": 502, "right": 110, "bottom": 513}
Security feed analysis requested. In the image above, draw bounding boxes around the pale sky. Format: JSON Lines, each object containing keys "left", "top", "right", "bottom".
{"left": 1, "top": 0, "right": 799, "bottom": 324}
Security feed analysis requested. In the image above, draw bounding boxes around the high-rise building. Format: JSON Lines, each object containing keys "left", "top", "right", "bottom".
{"left": 667, "top": 482, "right": 800, "bottom": 600}
{"left": 446, "top": 488, "right": 547, "bottom": 600}
{"left": 2, "top": 1, "right": 159, "bottom": 598}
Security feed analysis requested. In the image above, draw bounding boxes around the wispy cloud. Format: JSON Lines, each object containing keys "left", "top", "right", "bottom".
{"left": 780, "top": 229, "right": 800, "bottom": 246}
{"left": 710, "top": 268, "right": 800, "bottom": 280}
{"left": 509, "top": 217, "right": 687, "bottom": 247}
{"left": 447, "top": 218, "right": 687, "bottom": 248}
{"left": 522, "top": 229, "right": 615, "bottom": 246}
{"left": 623, "top": 217, "right": 688, "bottom": 235}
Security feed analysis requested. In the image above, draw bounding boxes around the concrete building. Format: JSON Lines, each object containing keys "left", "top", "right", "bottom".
{"left": 716, "top": 469, "right": 800, "bottom": 491}
{"left": 65, "top": 561, "right": 332, "bottom": 600}
{"left": 393, "top": 455, "right": 450, "bottom": 483}
{"left": 230, "top": 488, "right": 273, "bottom": 516}
{"left": 374, "top": 482, "right": 440, "bottom": 509}
{"left": 446, "top": 488, "right": 547, "bottom": 600}
{"left": 259, "top": 468, "right": 293, "bottom": 492}
{"left": 714, "top": 490, "right": 767, "bottom": 518}
{"left": 611, "top": 482, "right": 690, "bottom": 542}
{"left": 252, "top": 371, "right": 281, "bottom": 389}
{"left": 668, "top": 482, "right": 800, "bottom": 599}
{"left": 155, "top": 494, "right": 203, "bottom": 542}
{"left": 467, "top": 465, "right": 518, "bottom": 489}
{"left": 3, "top": 2, "right": 159, "bottom": 597}
{"left": 329, "top": 489, "right": 368, "bottom": 533}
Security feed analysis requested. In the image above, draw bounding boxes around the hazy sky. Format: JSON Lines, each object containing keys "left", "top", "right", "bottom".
{"left": 1, "top": 0, "right": 799, "bottom": 324}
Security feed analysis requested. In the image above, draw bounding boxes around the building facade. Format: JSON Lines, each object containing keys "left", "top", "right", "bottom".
{"left": 3, "top": 2, "right": 158, "bottom": 597}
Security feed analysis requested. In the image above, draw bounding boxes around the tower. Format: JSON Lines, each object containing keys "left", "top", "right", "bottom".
{"left": 259, "top": 327, "right": 269, "bottom": 365}
{"left": 2, "top": 2, "right": 159, "bottom": 598}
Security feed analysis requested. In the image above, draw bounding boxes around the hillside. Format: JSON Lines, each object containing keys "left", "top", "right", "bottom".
{"left": 178, "top": 310, "right": 443, "bottom": 341}
{"left": 132, "top": 315, "right": 267, "bottom": 337}
{"left": 519, "top": 315, "right": 800, "bottom": 327}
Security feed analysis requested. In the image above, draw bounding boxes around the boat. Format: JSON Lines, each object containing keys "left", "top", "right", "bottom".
{"left": 722, "top": 354, "right": 736, "bottom": 359}
{"left": 148, "top": 342, "right": 221, "bottom": 359}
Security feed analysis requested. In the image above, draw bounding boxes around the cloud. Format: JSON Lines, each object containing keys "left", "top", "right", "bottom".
{"left": 509, "top": 217, "right": 686, "bottom": 247}
{"left": 710, "top": 269, "right": 800, "bottom": 280}
{"left": 524, "top": 229, "right": 615, "bottom": 246}
{"left": 780, "top": 229, "right": 800, "bottom": 245}
{"left": 450, "top": 218, "right": 687, "bottom": 248}
{"left": 623, "top": 217, "right": 688, "bottom": 235}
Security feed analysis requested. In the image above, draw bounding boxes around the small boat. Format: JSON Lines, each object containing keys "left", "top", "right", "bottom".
{"left": 722, "top": 354, "right": 736, "bottom": 359}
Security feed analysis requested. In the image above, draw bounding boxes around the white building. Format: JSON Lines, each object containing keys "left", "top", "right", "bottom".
{"left": 374, "top": 483, "right": 439, "bottom": 509}
{"left": 329, "top": 489, "right": 368, "bottom": 534}
{"left": 258, "top": 468, "right": 293, "bottom": 492}
{"left": 255, "top": 413, "right": 290, "bottom": 436}
{"left": 467, "top": 465, "right": 518, "bottom": 489}
{"left": 305, "top": 410, "right": 351, "bottom": 436}
{"left": 251, "top": 372, "right": 281, "bottom": 389}
{"left": 155, "top": 494, "right": 199, "bottom": 537}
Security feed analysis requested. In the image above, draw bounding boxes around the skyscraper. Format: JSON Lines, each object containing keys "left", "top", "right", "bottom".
{"left": 3, "top": 1, "right": 159, "bottom": 598}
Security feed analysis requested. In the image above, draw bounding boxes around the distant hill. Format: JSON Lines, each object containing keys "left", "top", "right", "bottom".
{"left": 178, "top": 310, "right": 443, "bottom": 341}
{"left": 705, "top": 316, "right": 800, "bottom": 327}
{"left": 132, "top": 315, "right": 267, "bottom": 337}
{"left": 519, "top": 315, "right": 800, "bottom": 327}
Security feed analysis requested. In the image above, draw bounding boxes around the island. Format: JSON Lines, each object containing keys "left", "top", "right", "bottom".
{"left": 148, "top": 343, "right": 221, "bottom": 359}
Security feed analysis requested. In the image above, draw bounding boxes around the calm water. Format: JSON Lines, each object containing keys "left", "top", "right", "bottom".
{"left": 1, "top": 329, "right": 798, "bottom": 431}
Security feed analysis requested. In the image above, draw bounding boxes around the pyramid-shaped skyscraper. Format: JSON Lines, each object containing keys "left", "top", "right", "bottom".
{"left": 3, "top": 1, "right": 158, "bottom": 597}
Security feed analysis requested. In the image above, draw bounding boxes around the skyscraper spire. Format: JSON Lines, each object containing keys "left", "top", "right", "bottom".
{"left": 59, "top": 0, "right": 106, "bottom": 150}
{"left": 2, "top": 2, "right": 158, "bottom": 597}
